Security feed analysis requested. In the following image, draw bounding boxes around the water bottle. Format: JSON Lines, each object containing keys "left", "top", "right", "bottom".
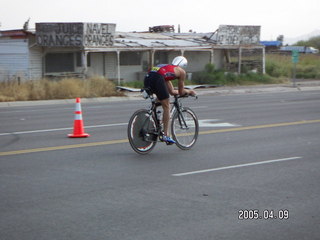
{"left": 157, "top": 110, "right": 164, "bottom": 131}
{"left": 156, "top": 110, "right": 162, "bottom": 123}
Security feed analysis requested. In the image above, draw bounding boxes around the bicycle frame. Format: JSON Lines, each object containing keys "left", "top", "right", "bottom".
{"left": 142, "top": 90, "right": 194, "bottom": 140}
{"left": 170, "top": 95, "right": 190, "bottom": 130}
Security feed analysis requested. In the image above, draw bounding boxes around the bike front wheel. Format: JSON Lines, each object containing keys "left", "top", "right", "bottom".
{"left": 171, "top": 107, "right": 199, "bottom": 150}
{"left": 127, "top": 109, "right": 157, "bottom": 154}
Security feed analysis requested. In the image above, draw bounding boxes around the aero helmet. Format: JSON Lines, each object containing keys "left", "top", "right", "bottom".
{"left": 172, "top": 56, "right": 188, "bottom": 69}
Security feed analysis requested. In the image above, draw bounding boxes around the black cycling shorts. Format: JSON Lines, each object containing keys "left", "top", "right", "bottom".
{"left": 144, "top": 72, "right": 169, "bottom": 101}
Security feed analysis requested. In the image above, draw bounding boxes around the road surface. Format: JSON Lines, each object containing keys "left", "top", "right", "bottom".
{"left": 0, "top": 90, "right": 319, "bottom": 239}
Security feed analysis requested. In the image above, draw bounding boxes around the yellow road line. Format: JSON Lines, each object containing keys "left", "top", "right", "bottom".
{"left": 1, "top": 119, "right": 320, "bottom": 157}
{"left": 0, "top": 139, "right": 128, "bottom": 157}
{"left": 199, "top": 119, "right": 320, "bottom": 135}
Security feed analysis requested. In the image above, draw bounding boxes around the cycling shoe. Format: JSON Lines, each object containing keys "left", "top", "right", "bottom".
{"left": 162, "top": 135, "right": 176, "bottom": 145}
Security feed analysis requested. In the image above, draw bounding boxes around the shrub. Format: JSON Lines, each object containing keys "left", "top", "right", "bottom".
{"left": 192, "top": 63, "right": 275, "bottom": 86}
{"left": 87, "top": 76, "right": 118, "bottom": 97}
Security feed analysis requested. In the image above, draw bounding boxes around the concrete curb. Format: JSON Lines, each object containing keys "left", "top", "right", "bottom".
{"left": 197, "top": 85, "right": 320, "bottom": 96}
{"left": 0, "top": 96, "right": 143, "bottom": 107}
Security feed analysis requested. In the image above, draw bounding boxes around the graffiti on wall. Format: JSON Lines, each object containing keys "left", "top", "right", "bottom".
{"left": 36, "top": 23, "right": 116, "bottom": 47}
{"left": 216, "top": 25, "right": 260, "bottom": 45}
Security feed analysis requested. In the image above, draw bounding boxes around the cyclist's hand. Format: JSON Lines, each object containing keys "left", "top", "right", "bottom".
{"left": 188, "top": 89, "right": 196, "bottom": 96}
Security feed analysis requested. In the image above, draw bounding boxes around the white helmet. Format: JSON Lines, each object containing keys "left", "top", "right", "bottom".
{"left": 172, "top": 56, "right": 188, "bottom": 69}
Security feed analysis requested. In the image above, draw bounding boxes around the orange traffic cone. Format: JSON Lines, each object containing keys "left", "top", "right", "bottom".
{"left": 68, "top": 98, "right": 90, "bottom": 138}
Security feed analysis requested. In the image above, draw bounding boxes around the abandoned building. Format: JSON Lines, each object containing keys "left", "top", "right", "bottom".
{"left": 0, "top": 23, "right": 265, "bottom": 83}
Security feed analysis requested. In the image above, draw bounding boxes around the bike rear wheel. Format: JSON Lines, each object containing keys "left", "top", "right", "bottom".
{"left": 171, "top": 107, "right": 199, "bottom": 150}
{"left": 128, "top": 109, "right": 157, "bottom": 154}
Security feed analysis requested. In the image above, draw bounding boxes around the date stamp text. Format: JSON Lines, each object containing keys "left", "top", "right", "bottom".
{"left": 238, "top": 209, "right": 289, "bottom": 220}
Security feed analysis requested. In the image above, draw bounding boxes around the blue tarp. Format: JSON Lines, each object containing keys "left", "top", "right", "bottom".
{"left": 260, "top": 41, "right": 282, "bottom": 47}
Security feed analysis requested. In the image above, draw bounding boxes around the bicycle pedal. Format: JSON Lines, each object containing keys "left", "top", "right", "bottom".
{"left": 165, "top": 141, "right": 175, "bottom": 146}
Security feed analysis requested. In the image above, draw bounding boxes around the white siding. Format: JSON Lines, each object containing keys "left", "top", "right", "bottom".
{"left": 87, "top": 53, "right": 103, "bottom": 77}
{"left": 0, "top": 39, "right": 29, "bottom": 81}
{"left": 105, "top": 52, "right": 117, "bottom": 80}
{"left": 29, "top": 46, "right": 43, "bottom": 80}
{"left": 121, "top": 65, "right": 143, "bottom": 82}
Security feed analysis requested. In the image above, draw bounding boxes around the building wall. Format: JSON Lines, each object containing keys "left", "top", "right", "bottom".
{"left": 28, "top": 35, "right": 43, "bottom": 80}
{"left": 0, "top": 39, "right": 230, "bottom": 82}
{"left": 185, "top": 51, "right": 211, "bottom": 72}
{"left": 87, "top": 52, "right": 104, "bottom": 77}
{"left": 105, "top": 52, "right": 117, "bottom": 79}
{"left": 213, "top": 50, "right": 224, "bottom": 69}
{"left": 0, "top": 39, "right": 29, "bottom": 81}
{"left": 28, "top": 46, "right": 43, "bottom": 80}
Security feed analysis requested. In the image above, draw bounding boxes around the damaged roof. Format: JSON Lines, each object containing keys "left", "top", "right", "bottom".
{"left": 113, "top": 32, "right": 216, "bottom": 49}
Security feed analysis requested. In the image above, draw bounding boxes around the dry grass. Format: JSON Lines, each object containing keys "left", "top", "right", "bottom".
{"left": 0, "top": 76, "right": 122, "bottom": 102}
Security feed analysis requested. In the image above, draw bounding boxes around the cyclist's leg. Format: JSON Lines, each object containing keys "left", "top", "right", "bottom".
{"left": 146, "top": 73, "right": 168, "bottom": 132}
{"left": 160, "top": 98, "right": 170, "bottom": 136}
{"left": 149, "top": 74, "right": 175, "bottom": 144}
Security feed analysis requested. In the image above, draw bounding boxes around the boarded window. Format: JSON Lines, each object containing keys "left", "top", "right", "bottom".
{"left": 154, "top": 51, "right": 169, "bottom": 65}
{"left": 45, "top": 53, "right": 74, "bottom": 73}
{"left": 120, "top": 52, "right": 141, "bottom": 65}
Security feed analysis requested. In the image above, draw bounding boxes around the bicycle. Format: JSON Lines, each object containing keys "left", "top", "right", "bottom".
{"left": 127, "top": 88, "right": 199, "bottom": 154}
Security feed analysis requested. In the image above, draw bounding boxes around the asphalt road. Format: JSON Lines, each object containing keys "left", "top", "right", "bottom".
{"left": 0, "top": 90, "right": 320, "bottom": 240}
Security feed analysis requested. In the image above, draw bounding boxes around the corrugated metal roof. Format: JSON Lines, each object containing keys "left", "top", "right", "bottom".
{"left": 0, "top": 29, "right": 33, "bottom": 38}
{"left": 114, "top": 32, "right": 214, "bottom": 49}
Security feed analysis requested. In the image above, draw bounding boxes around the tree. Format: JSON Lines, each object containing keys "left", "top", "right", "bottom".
{"left": 295, "top": 35, "right": 320, "bottom": 49}
{"left": 277, "top": 35, "right": 284, "bottom": 43}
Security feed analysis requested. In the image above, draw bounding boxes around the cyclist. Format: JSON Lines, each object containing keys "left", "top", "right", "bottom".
{"left": 144, "top": 56, "right": 196, "bottom": 144}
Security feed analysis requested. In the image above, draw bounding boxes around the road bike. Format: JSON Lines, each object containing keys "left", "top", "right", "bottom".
{"left": 127, "top": 88, "right": 199, "bottom": 154}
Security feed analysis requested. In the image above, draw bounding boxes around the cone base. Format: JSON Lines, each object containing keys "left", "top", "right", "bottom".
{"left": 68, "top": 133, "right": 90, "bottom": 138}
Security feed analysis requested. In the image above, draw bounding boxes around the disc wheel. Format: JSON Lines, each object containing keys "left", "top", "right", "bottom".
{"left": 128, "top": 109, "right": 157, "bottom": 154}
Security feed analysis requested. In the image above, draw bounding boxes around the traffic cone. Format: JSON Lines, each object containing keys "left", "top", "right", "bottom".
{"left": 68, "top": 98, "right": 90, "bottom": 138}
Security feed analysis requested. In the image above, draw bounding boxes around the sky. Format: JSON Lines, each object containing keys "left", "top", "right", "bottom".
{"left": 1, "top": 0, "right": 319, "bottom": 41}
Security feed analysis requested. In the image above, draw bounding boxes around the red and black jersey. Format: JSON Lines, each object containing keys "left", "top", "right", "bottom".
{"left": 149, "top": 64, "right": 177, "bottom": 81}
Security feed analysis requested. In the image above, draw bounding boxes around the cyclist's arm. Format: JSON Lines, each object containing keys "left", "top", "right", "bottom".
{"left": 165, "top": 81, "right": 178, "bottom": 95}
{"left": 174, "top": 67, "right": 196, "bottom": 96}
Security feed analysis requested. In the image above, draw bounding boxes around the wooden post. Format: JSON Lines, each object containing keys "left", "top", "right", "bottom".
{"left": 238, "top": 47, "right": 242, "bottom": 74}
{"left": 210, "top": 49, "right": 214, "bottom": 64}
{"left": 82, "top": 50, "right": 88, "bottom": 78}
{"left": 116, "top": 50, "right": 121, "bottom": 85}
{"left": 262, "top": 47, "right": 266, "bottom": 74}
{"left": 103, "top": 53, "right": 106, "bottom": 77}
{"left": 42, "top": 48, "right": 46, "bottom": 78}
{"left": 150, "top": 49, "right": 155, "bottom": 68}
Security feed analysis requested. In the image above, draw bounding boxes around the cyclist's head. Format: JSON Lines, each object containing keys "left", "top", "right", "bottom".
{"left": 172, "top": 56, "right": 188, "bottom": 69}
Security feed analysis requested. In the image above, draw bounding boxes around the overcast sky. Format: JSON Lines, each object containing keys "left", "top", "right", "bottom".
{"left": 1, "top": 0, "right": 319, "bottom": 41}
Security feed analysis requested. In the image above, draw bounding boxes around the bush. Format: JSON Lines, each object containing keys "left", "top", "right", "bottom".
{"left": 192, "top": 64, "right": 226, "bottom": 85}
{"left": 192, "top": 63, "right": 275, "bottom": 86}
{"left": 87, "top": 76, "right": 119, "bottom": 97}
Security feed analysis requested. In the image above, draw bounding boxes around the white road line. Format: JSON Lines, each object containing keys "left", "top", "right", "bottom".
{"left": 172, "top": 157, "right": 302, "bottom": 176}
{"left": 0, "top": 118, "right": 239, "bottom": 136}
{"left": 0, "top": 123, "right": 128, "bottom": 136}
{"left": 198, "top": 119, "right": 239, "bottom": 128}
{"left": 192, "top": 106, "right": 208, "bottom": 109}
